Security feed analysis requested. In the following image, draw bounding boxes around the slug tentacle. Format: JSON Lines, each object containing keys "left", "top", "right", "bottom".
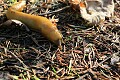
{"left": 6, "top": 0, "right": 63, "bottom": 46}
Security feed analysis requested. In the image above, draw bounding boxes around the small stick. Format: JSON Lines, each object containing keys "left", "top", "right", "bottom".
{"left": 7, "top": 50, "right": 28, "bottom": 68}
{"left": 39, "top": 6, "right": 70, "bottom": 16}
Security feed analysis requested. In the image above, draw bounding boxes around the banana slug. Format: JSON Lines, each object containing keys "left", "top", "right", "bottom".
{"left": 6, "top": 0, "right": 63, "bottom": 45}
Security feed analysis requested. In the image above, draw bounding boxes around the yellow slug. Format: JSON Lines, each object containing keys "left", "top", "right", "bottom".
{"left": 6, "top": 0, "right": 63, "bottom": 45}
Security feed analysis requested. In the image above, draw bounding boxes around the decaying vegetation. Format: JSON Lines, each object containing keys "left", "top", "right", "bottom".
{"left": 0, "top": 0, "right": 120, "bottom": 79}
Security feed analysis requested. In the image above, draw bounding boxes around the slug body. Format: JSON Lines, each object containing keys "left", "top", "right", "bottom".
{"left": 6, "top": 0, "right": 63, "bottom": 45}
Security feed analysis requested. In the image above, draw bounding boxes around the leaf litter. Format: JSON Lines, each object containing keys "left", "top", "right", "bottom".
{"left": 0, "top": 0, "right": 120, "bottom": 79}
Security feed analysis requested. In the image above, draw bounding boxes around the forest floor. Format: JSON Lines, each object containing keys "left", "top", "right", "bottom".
{"left": 0, "top": 0, "right": 120, "bottom": 80}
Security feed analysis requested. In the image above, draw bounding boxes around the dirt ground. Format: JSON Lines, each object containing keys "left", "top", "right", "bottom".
{"left": 0, "top": 0, "right": 120, "bottom": 80}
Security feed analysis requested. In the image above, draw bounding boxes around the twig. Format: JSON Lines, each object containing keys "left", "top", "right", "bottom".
{"left": 99, "top": 56, "right": 112, "bottom": 65}
{"left": 100, "top": 69, "right": 112, "bottom": 79}
{"left": 5, "top": 46, "right": 30, "bottom": 79}
{"left": 0, "top": 66, "right": 5, "bottom": 69}
{"left": 76, "top": 73, "right": 89, "bottom": 80}
{"left": 7, "top": 50, "right": 28, "bottom": 68}
{"left": 13, "top": 65, "right": 32, "bottom": 72}
{"left": 27, "top": 34, "right": 47, "bottom": 51}
{"left": 88, "top": 69, "right": 98, "bottom": 80}
{"left": 39, "top": 6, "right": 70, "bottom": 16}
{"left": 88, "top": 51, "right": 93, "bottom": 68}
{"left": 115, "top": 0, "right": 120, "bottom": 6}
